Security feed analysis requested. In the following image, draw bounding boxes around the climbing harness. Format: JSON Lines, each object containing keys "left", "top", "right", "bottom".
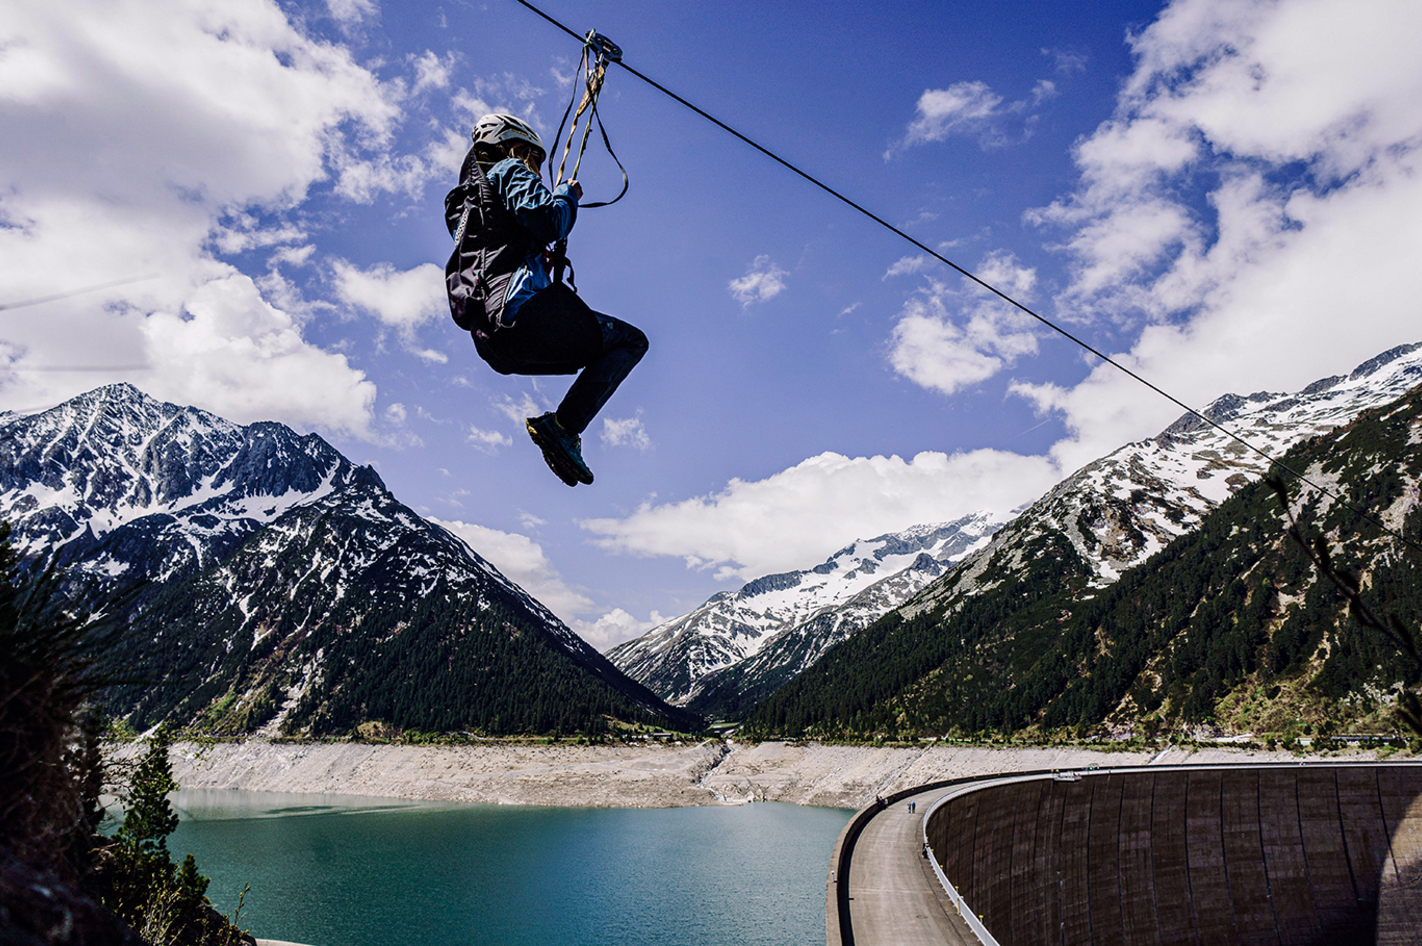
{"left": 546, "top": 28, "right": 627, "bottom": 292}
{"left": 511, "top": 0, "right": 1422, "bottom": 556}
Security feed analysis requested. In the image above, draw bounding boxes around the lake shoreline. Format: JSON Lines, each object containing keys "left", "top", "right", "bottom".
{"left": 148, "top": 739, "right": 1385, "bottom": 810}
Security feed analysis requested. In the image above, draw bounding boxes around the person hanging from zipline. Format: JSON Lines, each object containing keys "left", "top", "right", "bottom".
{"left": 444, "top": 113, "right": 647, "bottom": 486}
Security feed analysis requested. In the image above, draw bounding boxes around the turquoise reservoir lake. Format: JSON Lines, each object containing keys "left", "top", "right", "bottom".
{"left": 170, "top": 790, "right": 852, "bottom": 946}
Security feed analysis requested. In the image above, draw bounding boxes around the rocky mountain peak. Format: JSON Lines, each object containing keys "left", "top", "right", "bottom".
{"left": 0, "top": 385, "right": 361, "bottom": 577}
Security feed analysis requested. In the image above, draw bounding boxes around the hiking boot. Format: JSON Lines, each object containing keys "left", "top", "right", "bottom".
{"left": 526, "top": 412, "right": 594, "bottom": 486}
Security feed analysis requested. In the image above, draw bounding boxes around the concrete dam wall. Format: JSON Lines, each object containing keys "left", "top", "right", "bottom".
{"left": 924, "top": 764, "right": 1422, "bottom": 946}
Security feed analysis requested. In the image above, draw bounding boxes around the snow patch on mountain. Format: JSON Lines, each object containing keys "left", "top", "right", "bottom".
{"left": 906, "top": 341, "right": 1422, "bottom": 618}
{"left": 608, "top": 513, "right": 1004, "bottom": 706}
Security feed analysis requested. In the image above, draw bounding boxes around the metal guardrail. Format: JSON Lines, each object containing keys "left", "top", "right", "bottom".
{"left": 919, "top": 775, "right": 1047, "bottom": 946}
{"left": 828, "top": 769, "right": 1062, "bottom": 946}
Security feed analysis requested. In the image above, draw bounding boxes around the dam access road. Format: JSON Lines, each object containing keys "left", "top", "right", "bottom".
{"left": 831, "top": 761, "right": 1422, "bottom": 946}
{"left": 833, "top": 786, "right": 976, "bottom": 945}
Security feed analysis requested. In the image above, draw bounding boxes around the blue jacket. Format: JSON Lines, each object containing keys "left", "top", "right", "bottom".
{"left": 484, "top": 158, "right": 579, "bottom": 321}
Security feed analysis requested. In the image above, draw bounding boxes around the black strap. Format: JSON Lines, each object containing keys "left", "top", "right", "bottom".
{"left": 550, "top": 238, "right": 576, "bottom": 293}
{"left": 579, "top": 94, "right": 628, "bottom": 209}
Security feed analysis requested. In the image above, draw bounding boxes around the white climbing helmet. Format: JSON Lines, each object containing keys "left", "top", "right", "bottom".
{"left": 471, "top": 113, "right": 545, "bottom": 155}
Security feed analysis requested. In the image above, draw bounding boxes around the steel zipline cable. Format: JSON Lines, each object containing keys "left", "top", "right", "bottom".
{"left": 515, "top": 0, "right": 1420, "bottom": 553}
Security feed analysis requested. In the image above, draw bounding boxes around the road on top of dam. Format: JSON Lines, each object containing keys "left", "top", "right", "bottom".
{"left": 845, "top": 786, "right": 975, "bottom": 946}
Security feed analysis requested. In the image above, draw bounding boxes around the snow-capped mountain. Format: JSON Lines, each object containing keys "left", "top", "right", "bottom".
{"left": 748, "top": 342, "right": 1422, "bottom": 740}
{"left": 906, "top": 341, "right": 1422, "bottom": 619}
{"left": 607, "top": 513, "right": 1004, "bottom": 713}
{"left": 0, "top": 384, "right": 695, "bottom": 735}
{"left": 0, "top": 383, "right": 362, "bottom": 585}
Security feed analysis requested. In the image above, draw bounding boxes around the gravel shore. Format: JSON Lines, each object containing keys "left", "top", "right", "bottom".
{"left": 158, "top": 739, "right": 1359, "bottom": 810}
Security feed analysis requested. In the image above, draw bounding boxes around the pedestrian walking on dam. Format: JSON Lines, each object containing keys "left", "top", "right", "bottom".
{"left": 444, "top": 113, "right": 649, "bottom": 487}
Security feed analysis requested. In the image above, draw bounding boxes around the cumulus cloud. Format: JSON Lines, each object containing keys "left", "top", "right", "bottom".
{"left": 883, "top": 255, "right": 932, "bottom": 279}
{"left": 887, "top": 251, "right": 1040, "bottom": 396}
{"left": 0, "top": 0, "right": 408, "bottom": 436}
{"left": 431, "top": 518, "right": 596, "bottom": 621}
{"left": 601, "top": 414, "right": 650, "bottom": 451}
{"left": 326, "top": 0, "right": 376, "bottom": 27}
{"left": 467, "top": 425, "right": 512, "bottom": 453}
{"left": 334, "top": 260, "right": 446, "bottom": 329}
{"left": 901, "top": 81, "right": 1004, "bottom": 148}
{"left": 138, "top": 273, "right": 378, "bottom": 436}
{"left": 1020, "top": 0, "right": 1422, "bottom": 468}
{"left": 332, "top": 151, "right": 442, "bottom": 203}
{"left": 411, "top": 50, "right": 454, "bottom": 93}
{"left": 332, "top": 260, "right": 447, "bottom": 361}
{"left": 888, "top": 78, "right": 1058, "bottom": 156}
{"left": 494, "top": 391, "right": 546, "bottom": 424}
{"left": 581, "top": 449, "right": 1060, "bottom": 581}
{"left": 570, "top": 608, "right": 668, "bottom": 652}
{"left": 728, "top": 255, "right": 788, "bottom": 307}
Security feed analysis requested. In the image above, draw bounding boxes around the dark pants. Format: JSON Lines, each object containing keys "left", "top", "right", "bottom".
{"left": 473, "top": 283, "right": 648, "bottom": 436}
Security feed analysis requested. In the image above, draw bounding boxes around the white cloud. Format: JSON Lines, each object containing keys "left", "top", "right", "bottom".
{"left": 271, "top": 244, "right": 316, "bottom": 268}
{"left": 889, "top": 305, "right": 1004, "bottom": 396}
{"left": 728, "top": 255, "right": 788, "bottom": 307}
{"left": 332, "top": 151, "right": 440, "bottom": 203}
{"left": 601, "top": 414, "right": 650, "bottom": 451}
{"left": 883, "top": 255, "right": 931, "bottom": 279}
{"left": 900, "top": 81, "right": 1004, "bottom": 150}
{"left": 138, "top": 273, "right": 378, "bottom": 437}
{"left": 570, "top": 608, "right": 667, "bottom": 652}
{"left": 412, "top": 50, "right": 454, "bottom": 93}
{"left": 1023, "top": 79, "right": 1058, "bottom": 110}
{"left": 334, "top": 260, "right": 446, "bottom": 329}
{"left": 1019, "top": 0, "right": 1422, "bottom": 468}
{"left": 326, "top": 0, "right": 376, "bottom": 27}
{"left": 495, "top": 392, "right": 546, "bottom": 424}
{"left": 1045, "top": 48, "right": 1088, "bottom": 75}
{"left": 467, "top": 425, "right": 512, "bottom": 453}
{"left": 211, "top": 214, "right": 306, "bottom": 255}
{"left": 451, "top": 90, "right": 497, "bottom": 122}
{"left": 889, "top": 76, "right": 1063, "bottom": 156}
{"left": 887, "top": 252, "right": 1039, "bottom": 396}
{"left": 581, "top": 449, "right": 1060, "bottom": 581}
{"left": 0, "top": 0, "right": 408, "bottom": 437}
{"left": 332, "top": 259, "right": 447, "bottom": 363}
{"left": 431, "top": 517, "right": 596, "bottom": 621}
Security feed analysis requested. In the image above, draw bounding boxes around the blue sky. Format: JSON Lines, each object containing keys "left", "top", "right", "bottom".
{"left": 4, "top": 0, "right": 1421, "bottom": 648}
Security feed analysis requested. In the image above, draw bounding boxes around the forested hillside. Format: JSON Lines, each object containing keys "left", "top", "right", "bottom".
{"left": 747, "top": 381, "right": 1422, "bottom": 741}
{"left": 114, "top": 476, "right": 700, "bottom": 736}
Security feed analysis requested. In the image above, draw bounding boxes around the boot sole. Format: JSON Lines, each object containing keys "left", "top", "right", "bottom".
{"left": 526, "top": 419, "right": 592, "bottom": 486}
